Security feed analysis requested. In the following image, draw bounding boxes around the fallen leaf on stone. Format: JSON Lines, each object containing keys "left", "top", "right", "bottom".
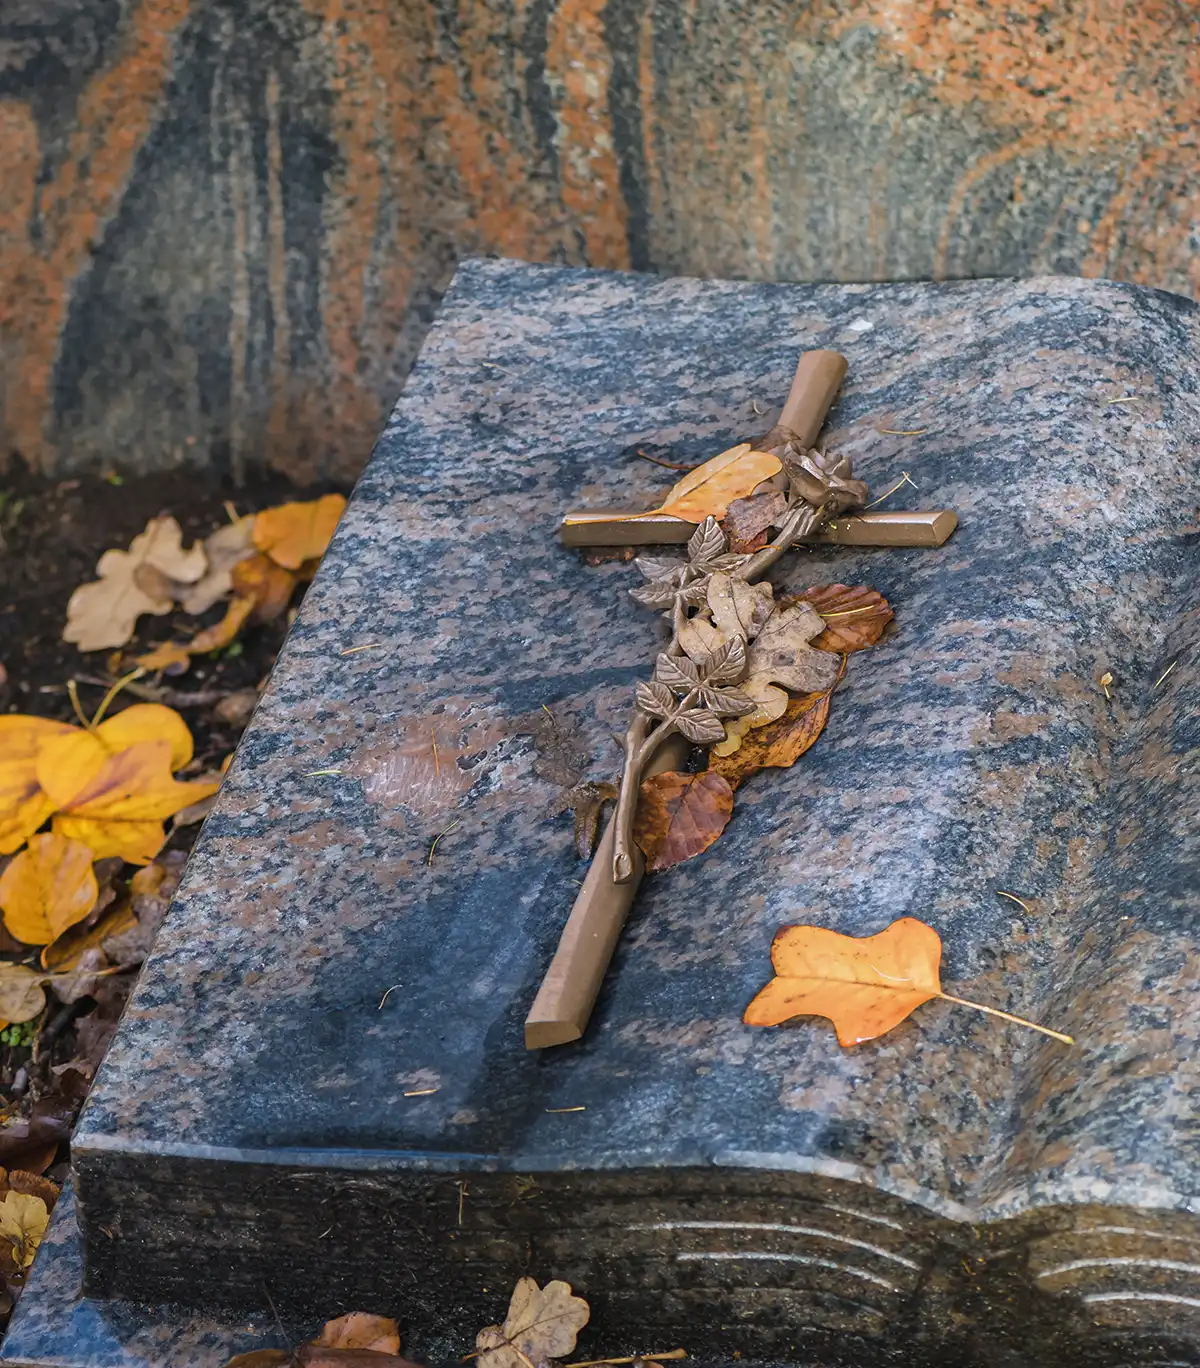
{"left": 253, "top": 494, "right": 346, "bottom": 570}
{"left": 795, "top": 584, "right": 893, "bottom": 653}
{"left": 0, "top": 716, "right": 75, "bottom": 855}
{"left": 0, "top": 1190, "right": 48, "bottom": 1270}
{"left": 721, "top": 490, "right": 788, "bottom": 553}
{"left": 63, "top": 517, "right": 207, "bottom": 651}
{"left": 0, "top": 964, "right": 48, "bottom": 1023}
{"left": 633, "top": 770, "right": 734, "bottom": 872}
{"left": 72, "top": 974, "right": 133, "bottom": 1074}
{"left": 709, "top": 690, "right": 832, "bottom": 789}
{"left": 477, "top": 1277, "right": 591, "bottom": 1368}
{"left": 181, "top": 516, "right": 257, "bottom": 615}
{"left": 314, "top": 1314, "right": 401, "bottom": 1354}
{"left": 651, "top": 445, "right": 783, "bottom": 524}
{"left": 0, "top": 834, "right": 98, "bottom": 946}
{"left": 745, "top": 916, "right": 1074, "bottom": 1046}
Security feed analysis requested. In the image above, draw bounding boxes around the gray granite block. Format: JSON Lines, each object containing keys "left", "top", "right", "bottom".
{"left": 26, "top": 261, "right": 1200, "bottom": 1366}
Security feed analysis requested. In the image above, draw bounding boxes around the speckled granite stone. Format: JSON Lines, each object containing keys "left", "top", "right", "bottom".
{"left": 15, "top": 261, "right": 1200, "bottom": 1367}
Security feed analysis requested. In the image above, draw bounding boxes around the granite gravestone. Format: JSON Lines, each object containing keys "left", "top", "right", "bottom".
{"left": 7, "top": 261, "right": 1200, "bottom": 1368}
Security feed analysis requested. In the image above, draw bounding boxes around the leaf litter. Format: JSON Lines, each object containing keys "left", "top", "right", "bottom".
{"left": 0, "top": 481, "right": 348, "bottom": 1326}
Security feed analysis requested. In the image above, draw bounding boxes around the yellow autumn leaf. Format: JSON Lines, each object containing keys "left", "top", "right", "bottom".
{"left": 0, "top": 716, "right": 76, "bottom": 855}
{"left": 0, "top": 1190, "right": 49, "bottom": 1269}
{"left": 40, "top": 739, "right": 220, "bottom": 823}
{"left": 51, "top": 814, "right": 168, "bottom": 865}
{"left": 650, "top": 444, "right": 783, "bottom": 523}
{"left": 252, "top": 493, "right": 346, "bottom": 570}
{"left": 37, "top": 706, "right": 196, "bottom": 808}
{"left": 0, "top": 833, "right": 98, "bottom": 946}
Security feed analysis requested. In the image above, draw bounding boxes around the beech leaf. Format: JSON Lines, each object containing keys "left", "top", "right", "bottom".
{"left": 476, "top": 1277, "right": 590, "bottom": 1368}
{"left": 711, "top": 689, "right": 831, "bottom": 787}
{"left": 63, "top": 517, "right": 207, "bottom": 651}
{"left": 253, "top": 494, "right": 347, "bottom": 570}
{"left": 745, "top": 917, "right": 1073, "bottom": 1047}
{"left": 0, "top": 834, "right": 99, "bottom": 946}
{"left": 0, "top": 716, "right": 75, "bottom": 855}
{"left": 634, "top": 770, "right": 734, "bottom": 871}
{"left": 654, "top": 444, "right": 783, "bottom": 523}
{"left": 796, "top": 584, "right": 894, "bottom": 653}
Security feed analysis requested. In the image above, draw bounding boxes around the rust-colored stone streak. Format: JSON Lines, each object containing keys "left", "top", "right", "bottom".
{"left": 1, "top": 0, "right": 1199, "bottom": 478}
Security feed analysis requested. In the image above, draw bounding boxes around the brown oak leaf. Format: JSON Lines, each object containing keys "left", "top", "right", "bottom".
{"left": 794, "top": 584, "right": 893, "bottom": 653}
{"left": 634, "top": 770, "right": 734, "bottom": 871}
{"left": 476, "top": 1277, "right": 590, "bottom": 1368}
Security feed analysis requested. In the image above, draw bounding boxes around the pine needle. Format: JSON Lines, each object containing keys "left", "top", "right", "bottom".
{"left": 996, "top": 890, "right": 1033, "bottom": 915}
{"left": 1154, "top": 660, "right": 1178, "bottom": 689}
{"left": 636, "top": 448, "right": 700, "bottom": 472}
{"left": 427, "top": 820, "right": 461, "bottom": 865}
{"left": 863, "top": 472, "right": 918, "bottom": 509}
{"left": 877, "top": 428, "right": 928, "bottom": 436}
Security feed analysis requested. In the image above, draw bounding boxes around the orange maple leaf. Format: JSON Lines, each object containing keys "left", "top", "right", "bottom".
{"left": 744, "top": 917, "right": 1073, "bottom": 1047}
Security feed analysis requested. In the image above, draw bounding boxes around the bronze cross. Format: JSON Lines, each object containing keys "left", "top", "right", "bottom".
{"left": 525, "top": 351, "right": 957, "bottom": 1049}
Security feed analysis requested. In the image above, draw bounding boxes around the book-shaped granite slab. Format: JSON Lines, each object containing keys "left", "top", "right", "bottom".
{"left": 50, "top": 262, "right": 1200, "bottom": 1367}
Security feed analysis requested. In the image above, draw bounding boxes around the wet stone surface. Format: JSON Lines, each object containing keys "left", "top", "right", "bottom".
{"left": 11, "top": 261, "right": 1200, "bottom": 1367}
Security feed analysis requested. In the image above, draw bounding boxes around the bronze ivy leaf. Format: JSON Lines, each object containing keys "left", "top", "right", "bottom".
{"left": 674, "top": 709, "right": 728, "bottom": 744}
{"left": 654, "top": 653, "right": 700, "bottom": 692}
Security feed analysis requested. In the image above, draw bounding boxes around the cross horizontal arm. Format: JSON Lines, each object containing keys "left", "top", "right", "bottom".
{"left": 560, "top": 508, "right": 958, "bottom": 548}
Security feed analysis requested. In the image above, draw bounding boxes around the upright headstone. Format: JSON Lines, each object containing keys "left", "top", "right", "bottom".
{"left": 7, "top": 261, "right": 1200, "bottom": 1368}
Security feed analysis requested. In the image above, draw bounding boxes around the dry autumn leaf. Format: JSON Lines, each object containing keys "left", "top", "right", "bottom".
{"left": 721, "top": 490, "right": 788, "bottom": 554}
{"left": 42, "top": 897, "right": 137, "bottom": 973}
{"left": 181, "top": 516, "right": 257, "bottom": 615}
{"left": 233, "top": 553, "right": 300, "bottom": 622}
{"left": 796, "top": 584, "right": 894, "bottom": 653}
{"left": 745, "top": 916, "right": 1074, "bottom": 1046}
{"left": 709, "top": 688, "right": 832, "bottom": 789}
{"left": 253, "top": 493, "right": 347, "bottom": 570}
{"left": 0, "top": 834, "right": 99, "bottom": 946}
{"left": 314, "top": 1314, "right": 401, "bottom": 1353}
{"left": 633, "top": 770, "right": 734, "bottom": 872}
{"left": 477, "top": 1277, "right": 591, "bottom": 1368}
{"left": 650, "top": 444, "right": 783, "bottom": 523}
{"left": 40, "top": 739, "right": 220, "bottom": 865}
{"left": 0, "top": 716, "right": 75, "bottom": 855}
{"left": 0, "top": 1189, "right": 48, "bottom": 1270}
{"left": 64, "top": 516, "right": 207, "bottom": 652}
{"left": 0, "top": 964, "right": 49, "bottom": 1024}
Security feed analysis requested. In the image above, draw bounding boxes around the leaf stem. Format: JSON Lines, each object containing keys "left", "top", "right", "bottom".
{"left": 90, "top": 667, "right": 147, "bottom": 727}
{"left": 937, "top": 992, "right": 1074, "bottom": 1045}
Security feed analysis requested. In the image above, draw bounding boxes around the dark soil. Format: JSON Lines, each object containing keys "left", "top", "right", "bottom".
{"left": 0, "top": 462, "right": 350, "bottom": 1321}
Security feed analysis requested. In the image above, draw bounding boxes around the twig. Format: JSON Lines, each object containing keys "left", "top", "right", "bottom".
{"left": 545, "top": 1106, "right": 586, "bottom": 1113}
{"left": 877, "top": 427, "right": 928, "bottom": 436}
{"left": 74, "top": 675, "right": 233, "bottom": 708}
{"left": 1103, "top": 396, "right": 1138, "bottom": 406}
{"left": 339, "top": 643, "right": 380, "bottom": 655}
{"left": 405, "top": 1087, "right": 440, "bottom": 1097}
{"left": 635, "top": 448, "right": 700, "bottom": 472}
{"left": 305, "top": 769, "right": 343, "bottom": 777}
{"left": 378, "top": 984, "right": 402, "bottom": 1009}
{"left": 566, "top": 1352, "right": 687, "bottom": 1367}
{"left": 457, "top": 1180, "right": 468, "bottom": 1225}
{"left": 1154, "top": 660, "right": 1178, "bottom": 689}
